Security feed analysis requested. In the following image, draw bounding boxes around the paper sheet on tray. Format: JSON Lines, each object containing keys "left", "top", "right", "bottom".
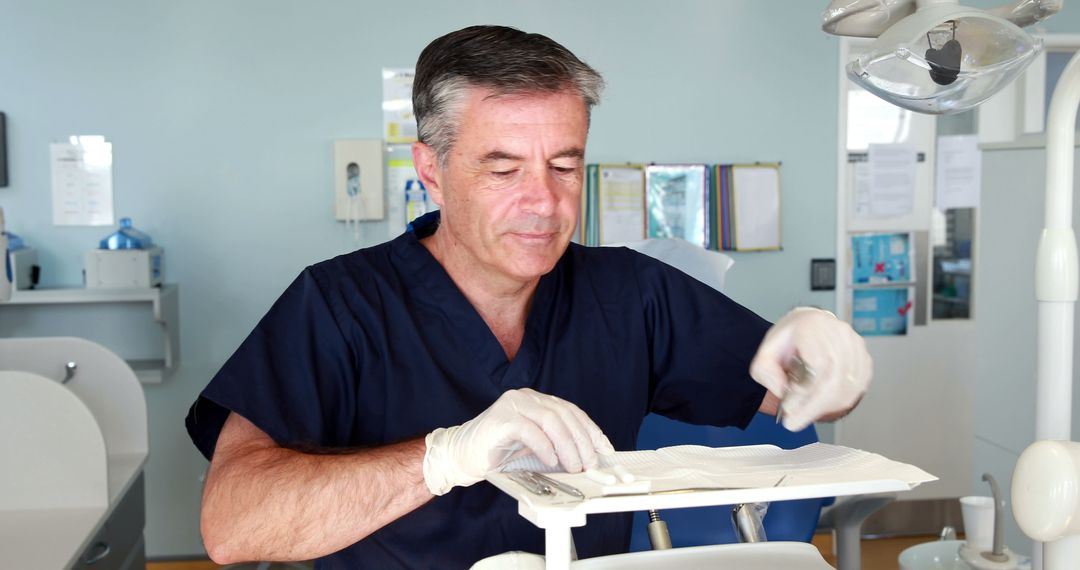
{"left": 499, "top": 443, "right": 937, "bottom": 499}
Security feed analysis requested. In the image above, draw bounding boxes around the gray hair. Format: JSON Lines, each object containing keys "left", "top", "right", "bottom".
{"left": 413, "top": 25, "right": 604, "bottom": 165}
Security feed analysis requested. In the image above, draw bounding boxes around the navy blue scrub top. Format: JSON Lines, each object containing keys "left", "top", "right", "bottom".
{"left": 186, "top": 211, "right": 770, "bottom": 569}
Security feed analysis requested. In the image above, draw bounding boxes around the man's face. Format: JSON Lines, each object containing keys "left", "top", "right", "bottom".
{"left": 420, "top": 87, "right": 587, "bottom": 284}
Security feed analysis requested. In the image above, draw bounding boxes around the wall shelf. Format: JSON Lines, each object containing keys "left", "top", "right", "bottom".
{"left": 1, "top": 284, "right": 179, "bottom": 383}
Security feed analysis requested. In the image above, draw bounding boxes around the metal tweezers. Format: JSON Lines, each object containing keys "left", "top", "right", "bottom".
{"left": 776, "top": 356, "right": 814, "bottom": 425}
{"left": 507, "top": 471, "right": 585, "bottom": 499}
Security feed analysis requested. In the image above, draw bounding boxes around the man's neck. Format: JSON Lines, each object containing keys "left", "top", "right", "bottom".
{"left": 420, "top": 228, "right": 537, "bottom": 360}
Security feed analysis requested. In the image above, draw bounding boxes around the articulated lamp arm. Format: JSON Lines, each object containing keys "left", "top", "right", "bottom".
{"left": 822, "top": 0, "right": 1060, "bottom": 38}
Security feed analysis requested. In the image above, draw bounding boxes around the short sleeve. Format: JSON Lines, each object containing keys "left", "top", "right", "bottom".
{"left": 185, "top": 268, "right": 358, "bottom": 459}
{"left": 634, "top": 252, "right": 770, "bottom": 429}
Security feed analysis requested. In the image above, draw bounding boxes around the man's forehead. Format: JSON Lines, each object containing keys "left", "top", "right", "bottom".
{"left": 451, "top": 86, "right": 589, "bottom": 160}
{"left": 476, "top": 147, "right": 585, "bottom": 163}
{"left": 460, "top": 85, "right": 587, "bottom": 114}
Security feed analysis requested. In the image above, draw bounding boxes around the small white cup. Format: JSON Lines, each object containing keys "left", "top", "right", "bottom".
{"left": 961, "top": 495, "right": 995, "bottom": 552}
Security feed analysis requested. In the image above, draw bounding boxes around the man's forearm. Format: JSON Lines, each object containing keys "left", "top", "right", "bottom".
{"left": 201, "top": 424, "right": 432, "bottom": 564}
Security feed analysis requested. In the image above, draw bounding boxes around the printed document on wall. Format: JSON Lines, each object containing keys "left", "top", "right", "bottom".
{"left": 866, "top": 143, "right": 916, "bottom": 218}
{"left": 731, "top": 165, "right": 781, "bottom": 251}
{"left": 50, "top": 136, "right": 114, "bottom": 226}
{"left": 383, "top": 68, "right": 417, "bottom": 144}
{"left": 850, "top": 232, "right": 914, "bottom": 285}
{"left": 851, "top": 287, "right": 913, "bottom": 336}
{"left": 598, "top": 165, "right": 645, "bottom": 244}
{"left": 852, "top": 161, "right": 873, "bottom": 219}
{"left": 935, "top": 135, "right": 980, "bottom": 210}
{"left": 645, "top": 164, "right": 707, "bottom": 248}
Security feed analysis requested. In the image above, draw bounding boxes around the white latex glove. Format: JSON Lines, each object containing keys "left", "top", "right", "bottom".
{"left": 749, "top": 307, "right": 872, "bottom": 432}
{"left": 422, "top": 388, "right": 616, "bottom": 496}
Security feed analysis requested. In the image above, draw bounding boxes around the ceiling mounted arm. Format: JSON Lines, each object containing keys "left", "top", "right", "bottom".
{"left": 986, "top": 0, "right": 1062, "bottom": 28}
{"left": 822, "top": 0, "right": 916, "bottom": 38}
{"left": 824, "top": 0, "right": 1061, "bottom": 38}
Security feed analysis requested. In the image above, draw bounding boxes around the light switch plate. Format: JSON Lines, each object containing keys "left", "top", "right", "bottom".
{"left": 811, "top": 258, "right": 836, "bottom": 291}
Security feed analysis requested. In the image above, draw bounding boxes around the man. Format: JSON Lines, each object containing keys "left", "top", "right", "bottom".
{"left": 186, "top": 25, "right": 870, "bottom": 569}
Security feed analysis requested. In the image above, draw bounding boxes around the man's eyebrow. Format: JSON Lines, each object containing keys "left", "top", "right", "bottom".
{"left": 477, "top": 147, "right": 585, "bottom": 164}
{"left": 478, "top": 150, "right": 524, "bottom": 163}
{"left": 550, "top": 147, "right": 585, "bottom": 161}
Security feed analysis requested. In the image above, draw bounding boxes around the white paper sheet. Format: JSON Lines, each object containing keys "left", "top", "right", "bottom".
{"left": 853, "top": 162, "right": 873, "bottom": 219}
{"left": 935, "top": 135, "right": 981, "bottom": 210}
{"left": 501, "top": 442, "right": 936, "bottom": 499}
{"left": 382, "top": 68, "right": 417, "bottom": 144}
{"left": 50, "top": 137, "right": 114, "bottom": 226}
{"left": 866, "top": 144, "right": 916, "bottom": 218}
{"left": 598, "top": 166, "right": 645, "bottom": 244}
{"left": 732, "top": 166, "right": 781, "bottom": 250}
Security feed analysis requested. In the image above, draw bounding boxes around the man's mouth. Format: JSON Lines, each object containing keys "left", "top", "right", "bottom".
{"left": 509, "top": 232, "right": 557, "bottom": 241}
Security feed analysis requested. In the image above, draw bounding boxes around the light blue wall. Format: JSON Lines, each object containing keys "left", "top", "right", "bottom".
{"left": 1, "top": 1, "right": 840, "bottom": 557}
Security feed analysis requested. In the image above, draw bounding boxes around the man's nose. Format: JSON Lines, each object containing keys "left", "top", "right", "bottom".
{"left": 521, "top": 169, "right": 558, "bottom": 216}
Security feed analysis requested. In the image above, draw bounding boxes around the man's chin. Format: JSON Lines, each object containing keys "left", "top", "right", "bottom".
{"left": 503, "top": 250, "right": 565, "bottom": 280}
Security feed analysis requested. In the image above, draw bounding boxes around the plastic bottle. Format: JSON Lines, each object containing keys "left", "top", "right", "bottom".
{"left": 0, "top": 207, "right": 11, "bottom": 302}
{"left": 99, "top": 217, "right": 153, "bottom": 250}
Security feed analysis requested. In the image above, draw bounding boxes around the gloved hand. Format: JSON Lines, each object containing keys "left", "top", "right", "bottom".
{"left": 749, "top": 307, "right": 872, "bottom": 432}
{"left": 422, "top": 388, "right": 616, "bottom": 496}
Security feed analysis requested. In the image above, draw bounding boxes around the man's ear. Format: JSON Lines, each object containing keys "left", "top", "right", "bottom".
{"left": 412, "top": 142, "right": 444, "bottom": 207}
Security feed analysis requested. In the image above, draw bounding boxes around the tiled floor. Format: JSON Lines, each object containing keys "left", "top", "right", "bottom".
{"left": 146, "top": 534, "right": 939, "bottom": 570}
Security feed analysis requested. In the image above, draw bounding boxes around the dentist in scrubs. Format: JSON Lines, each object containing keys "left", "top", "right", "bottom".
{"left": 186, "top": 25, "right": 870, "bottom": 570}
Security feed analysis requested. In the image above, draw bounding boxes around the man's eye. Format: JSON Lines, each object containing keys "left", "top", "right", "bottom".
{"left": 552, "top": 166, "right": 578, "bottom": 175}
{"left": 492, "top": 170, "right": 517, "bottom": 178}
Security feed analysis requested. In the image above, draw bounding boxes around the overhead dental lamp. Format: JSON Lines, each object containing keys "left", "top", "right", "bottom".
{"left": 823, "top": 0, "right": 1058, "bottom": 113}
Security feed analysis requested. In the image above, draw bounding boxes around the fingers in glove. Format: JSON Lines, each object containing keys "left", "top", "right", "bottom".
{"left": 781, "top": 398, "right": 815, "bottom": 432}
{"left": 511, "top": 419, "right": 560, "bottom": 468}
{"left": 550, "top": 403, "right": 605, "bottom": 471}
{"left": 563, "top": 400, "right": 616, "bottom": 458}
{"left": 778, "top": 331, "right": 839, "bottom": 430}
{"left": 852, "top": 334, "right": 873, "bottom": 390}
{"left": 519, "top": 405, "right": 586, "bottom": 473}
{"left": 750, "top": 350, "right": 790, "bottom": 399}
{"left": 750, "top": 319, "right": 801, "bottom": 397}
{"left": 490, "top": 441, "right": 527, "bottom": 470}
{"left": 784, "top": 359, "right": 861, "bottom": 432}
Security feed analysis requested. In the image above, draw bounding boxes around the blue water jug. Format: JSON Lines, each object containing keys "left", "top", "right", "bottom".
{"left": 99, "top": 218, "right": 153, "bottom": 250}
{"left": 3, "top": 230, "right": 25, "bottom": 250}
